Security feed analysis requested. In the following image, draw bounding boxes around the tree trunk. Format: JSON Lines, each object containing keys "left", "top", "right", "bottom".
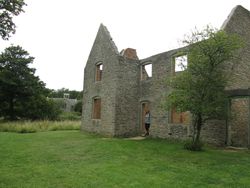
{"left": 194, "top": 113, "right": 202, "bottom": 144}
{"left": 192, "top": 115, "right": 197, "bottom": 143}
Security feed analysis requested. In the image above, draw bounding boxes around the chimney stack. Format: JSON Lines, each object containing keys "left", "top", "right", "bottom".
{"left": 120, "top": 48, "right": 138, "bottom": 60}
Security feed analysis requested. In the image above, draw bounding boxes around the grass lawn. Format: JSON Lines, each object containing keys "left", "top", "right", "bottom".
{"left": 0, "top": 131, "right": 250, "bottom": 188}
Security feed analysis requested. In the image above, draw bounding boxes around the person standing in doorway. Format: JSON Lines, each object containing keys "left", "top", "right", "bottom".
{"left": 144, "top": 110, "right": 151, "bottom": 136}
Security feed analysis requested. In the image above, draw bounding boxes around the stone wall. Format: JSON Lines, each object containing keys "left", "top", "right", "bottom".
{"left": 222, "top": 6, "right": 250, "bottom": 147}
{"left": 228, "top": 97, "right": 250, "bottom": 147}
{"left": 201, "top": 120, "right": 227, "bottom": 146}
{"left": 52, "top": 98, "right": 77, "bottom": 112}
{"left": 82, "top": 6, "right": 250, "bottom": 147}
{"left": 223, "top": 5, "right": 250, "bottom": 90}
{"left": 139, "top": 49, "right": 193, "bottom": 141}
{"left": 114, "top": 57, "right": 140, "bottom": 137}
{"left": 139, "top": 49, "right": 228, "bottom": 145}
{"left": 140, "top": 50, "right": 176, "bottom": 138}
{"left": 82, "top": 24, "right": 120, "bottom": 136}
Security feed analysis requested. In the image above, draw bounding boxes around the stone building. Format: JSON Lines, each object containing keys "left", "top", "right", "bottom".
{"left": 81, "top": 5, "right": 250, "bottom": 147}
{"left": 52, "top": 93, "right": 78, "bottom": 112}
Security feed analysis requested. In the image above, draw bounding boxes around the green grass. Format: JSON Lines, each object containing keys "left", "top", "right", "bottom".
{"left": 0, "top": 120, "right": 80, "bottom": 133}
{"left": 0, "top": 131, "right": 250, "bottom": 188}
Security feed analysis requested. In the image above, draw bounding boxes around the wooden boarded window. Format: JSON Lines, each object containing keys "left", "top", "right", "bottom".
{"left": 95, "top": 63, "right": 103, "bottom": 81}
{"left": 171, "top": 108, "right": 190, "bottom": 124}
{"left": 92, "top": 98, "right": 101, "bottom": 119}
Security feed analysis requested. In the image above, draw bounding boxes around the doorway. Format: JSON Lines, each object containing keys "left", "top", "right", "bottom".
{"left": 141, "top": 102, "right": 150, "bottom": 134}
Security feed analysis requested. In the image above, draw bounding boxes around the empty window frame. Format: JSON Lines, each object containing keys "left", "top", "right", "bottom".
{"left": 95, "top": 63, "right": 103, "bottom": 82}
{"left": 174, "top": 55, "right": 188, "bottom": 72}
{"left": 92, "top": 98, "right": 101, "bottom": 119}
{"left": 171, "top": 108, "right": 190, "bottom": 124}
{"left": 141, "top": 63, "right": 152, "bottom": 80}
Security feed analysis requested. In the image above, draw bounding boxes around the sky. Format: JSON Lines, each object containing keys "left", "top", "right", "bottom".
{"left": 0, "top": 0, "right": 249, "bottom": 91}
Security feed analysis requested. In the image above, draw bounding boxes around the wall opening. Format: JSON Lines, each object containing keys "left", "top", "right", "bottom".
{"left": 174, "top": 55, "right": 188, "bottom": 72}
{"left": 141, "top": 63, "right": 152, "bottom": 80}
{"left": 95, "top": 63, "right": 103, "bottom": 82}
{"left": 92, "top": 97, "right": 101, "bottom": 119}
{"left": 170, "top": 107, "right": 190, "bottom": 124}
{"left": 141, "top": 102, "right": 150, "bottom": 133}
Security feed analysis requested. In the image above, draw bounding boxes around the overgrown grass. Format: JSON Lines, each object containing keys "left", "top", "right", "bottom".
{"left": 0, "top": 131, "right": 249, "bottom": 187}
{"left": 0, "top": 120, "right": 80, "bottom": 133}
{"left": 58, "top": 111, "right": 81, "bottom": 121}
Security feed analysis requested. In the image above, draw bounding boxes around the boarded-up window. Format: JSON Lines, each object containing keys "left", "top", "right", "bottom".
{"left": 175, "top": 55, "right": 188, "bottom": 72}
{"left": 141, "top": 63, "right": 152, "bottom": 80}
{"left": 171, "top": 108, "right": 190, "bottom": 124}
{"left": 95, "top": 63, "right": 103, "bottom": 81}
{"left": 92, "top": 98, "right": 101, "bottom": 119}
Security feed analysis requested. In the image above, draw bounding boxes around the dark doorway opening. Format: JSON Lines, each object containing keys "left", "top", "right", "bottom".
{"left": 141, "top": 102, "right": 150, "bottom": 134}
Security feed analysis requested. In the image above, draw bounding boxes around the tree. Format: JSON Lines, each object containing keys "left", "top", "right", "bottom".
{"left": 166, "top": 26, "right": 243, "bottom": 150}
{"left": 0, "top": 45, "right": 59, "bottom": 120}
{"left": 74, "top": 100, "right": 82, "bottom": 114}
{"left": 0, "top": 0, "right": 26, "bottom": 40}
{"left": 22, "top": 96, "right": 61, "bottom": 120}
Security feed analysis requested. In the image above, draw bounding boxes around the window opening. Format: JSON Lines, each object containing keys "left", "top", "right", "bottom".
{"left": 141, "top": 102, "right": 150, "bottom": 133}
{"left": 141, "top": 63, "right": 152, "bottom": 80}
{"left": 92, "top": 98, "right": 101, "bottom": 119}
{"left": 175, "top": 55, "right": 188, "bottom": 72}
{"left": 171, "top": 107, "right": 190, "bottom": 124}
{"left": 95, "top": 63, "right": 103, "bottom": 81}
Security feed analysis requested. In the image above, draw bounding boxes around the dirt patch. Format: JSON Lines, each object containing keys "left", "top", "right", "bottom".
{"left": 125, "top": 136, "right": 146, "bottom": 141}
{"left": 223, "top": 146, "right": 248, "bottom": 152}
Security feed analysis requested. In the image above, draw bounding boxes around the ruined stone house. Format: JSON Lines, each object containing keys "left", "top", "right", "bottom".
{"left": 81, "top": 5, "right": 250, "bottom": 147}
{"left": 52, "top": 93, "right": 78, "bottom": 112}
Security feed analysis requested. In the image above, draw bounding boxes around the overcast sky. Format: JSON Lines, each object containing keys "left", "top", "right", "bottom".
{"left": 0, "top": 0, "right": 249, "bottom": 91}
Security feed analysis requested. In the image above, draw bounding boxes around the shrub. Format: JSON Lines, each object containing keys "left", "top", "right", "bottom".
{"left": 22, "top": 97, "right": 62, "bottom": 120}
{"left": 184, "top": 140, "right": 204, "bottom": 151}
{"left": 58, "top": 112, "right": 81, "bottom": 121}
{"left": 74, "top": 100, "right": 82, "bottom": 113}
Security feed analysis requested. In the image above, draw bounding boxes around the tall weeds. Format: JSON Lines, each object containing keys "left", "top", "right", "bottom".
{"left": 0, "top": 121, "right": 80, "bottom": 133}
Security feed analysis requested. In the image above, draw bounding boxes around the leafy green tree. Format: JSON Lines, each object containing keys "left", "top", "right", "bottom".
{"left": 0, "top": 45, "right": 59, "bottom": 120}
{"left": 49, "top": 88, "right": 69, "bottom": 98}
{"left": 74, "top": 100, "right": 82, "bottom": 114}
{"left": 166, "top": 26, "right": 243, "bottom": 150}
{"left": 0, "top": 0, "right": 26, "bottom": 40}
{"left": 71, "top": 90, "right": 83, "bottom": 100}
{"left": 22, "top": 97, "right": 61, "bottom": 120}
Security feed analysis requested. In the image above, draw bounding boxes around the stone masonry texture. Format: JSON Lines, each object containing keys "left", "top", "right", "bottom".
{"left": 82, "top": 6, "right": 250, "bottom": 147}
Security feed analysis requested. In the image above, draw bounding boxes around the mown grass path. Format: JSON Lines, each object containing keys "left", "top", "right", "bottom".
{"left": 0, "top": 131, "right": 249, "bottom": 188}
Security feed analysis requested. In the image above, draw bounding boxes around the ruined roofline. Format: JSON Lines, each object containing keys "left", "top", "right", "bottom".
{"left": 221, "top": 6, "right": 238, "bottom": 29}
{"left": 100, "top": 5, "right": 250, "bottom": 62}
{"left": 99, "top": 23, "right": 120, "bottom": 55}
{"left": 141, "top": 5, "right": 250, "bottom": 62}
{"left": 221, "top": 5, "right": 250, "bottom": 29}
{"left": 139, "top": 45, "right": 189, "bottom": 62}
